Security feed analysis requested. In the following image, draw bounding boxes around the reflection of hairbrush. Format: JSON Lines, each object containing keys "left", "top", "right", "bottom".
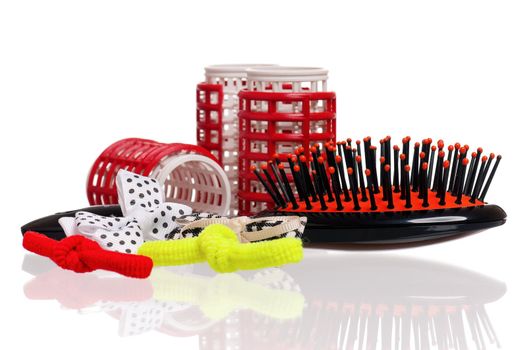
{"left": 253, "top": 136, "right": 506, "bottom": 244}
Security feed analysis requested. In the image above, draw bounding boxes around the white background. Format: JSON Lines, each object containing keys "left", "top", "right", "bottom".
{"left": 1, "top": 0, "right": 526, "bottom": 348}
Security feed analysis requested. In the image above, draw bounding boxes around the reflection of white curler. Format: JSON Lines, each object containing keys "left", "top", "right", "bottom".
{"left": 197, "top": 64, "right": 276, "bottom": 215}
{"left": 87, "top": 138, "right": 231, "bottom": 215}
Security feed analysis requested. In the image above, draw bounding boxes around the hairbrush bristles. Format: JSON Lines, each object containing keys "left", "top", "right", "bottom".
{"left": 252, "top": 136, "right": 502, "bottom": 213}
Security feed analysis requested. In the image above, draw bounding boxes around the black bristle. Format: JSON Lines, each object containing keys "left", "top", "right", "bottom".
{"left": 411, "top": 142, "right": 420, "bottom": 192}
{"left": 294, "top": 165, "right": 312, "bottom": 210}
{"left": 365, "top": 169, "right": 377, "bottom": 210}
{"left": 479, "top": 155, "right": 502, "bottom": 201}
{"left": 463, "top": 152, "right": 478, "bottom": 195}
{"left": 428, "top": 146, "right": 436, "bottom": 189}
{"left": 329, "top": 167, "right": 344, "bottom": 210}
{"left": 384, "top": 165, "right": 394, "bottom": 209}
{"left": 269, "top": 161, "right": 290, "bottom": 203}
{"left": 421, "top": 162, "right": 429, "bottom": 207}
{"left": 404, "top": 165, "right": 412, "bottom": 208}
{"left": 347, "top": 167, "right": 361, "bottom": 210}
{"left": 449, "top": 143, "right": 461, "bottom": 192}
{"left": 262, "top": 164, "right": 286, "bottom": 208}
{"left": 455, "top": 158, "right": 469, "bottom": 204}
{"left": 274, "top": 158, "right": 299, "bottom": 210}
{"left": 470, "top": 156, "right": 488, "bottom": 203}
{"left": 312, "top": 170, "right": 328, "bottom": 210}
{"left": 466, "top": 148, "right": 483, "bottom": 195}
{"left": 252, "top": 166, "right": 282, "bottom": 208}
{"left": 356, "top": 155, "right": 368, "bottom": 202}
{"left": 393, "top": 145, "right": 401, "bottom": 193}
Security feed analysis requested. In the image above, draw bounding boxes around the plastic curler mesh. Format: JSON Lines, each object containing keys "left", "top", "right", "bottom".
{"left": 238, "top": 67, "right": 337, "bottom": 215}
{"left": 87, "top": 138, "right": 231, "bottom": 215}
{"left": 196, "top": 64, "right": 276, "bottom": 215}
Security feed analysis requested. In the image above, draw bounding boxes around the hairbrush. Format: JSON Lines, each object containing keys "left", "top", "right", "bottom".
{"left": 253, "top": 136, "right": 506, "bottom": 244}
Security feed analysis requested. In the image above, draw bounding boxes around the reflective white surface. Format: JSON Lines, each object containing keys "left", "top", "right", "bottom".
{"left": 21, "top": 249, "right": 506, "bottom": 349}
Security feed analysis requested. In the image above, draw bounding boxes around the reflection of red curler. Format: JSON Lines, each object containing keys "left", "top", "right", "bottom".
{"left": 237, "top": 67, "right": 337, "bottom": 215}
{"left": 24, "top": 267, "right": 153, "bottom": 309}
{"left": 87, "top": 137, "right": 231, "bottom": 215}
{"left": 23, "top": 231, "right": 153, "bottom": 278}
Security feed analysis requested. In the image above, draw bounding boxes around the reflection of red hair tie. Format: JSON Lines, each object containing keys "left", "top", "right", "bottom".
{"left": 23, "top": 231, "right": 153, "bottom": 278}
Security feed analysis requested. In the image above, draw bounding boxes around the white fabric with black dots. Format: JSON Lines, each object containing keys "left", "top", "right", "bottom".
{"left": 59, "top": 170, "right": 192, "bottom": 254}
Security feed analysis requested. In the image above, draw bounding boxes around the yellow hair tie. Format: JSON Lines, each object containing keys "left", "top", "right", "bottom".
{"left": 138, "top": 224, "right": 303, "bottom": 273}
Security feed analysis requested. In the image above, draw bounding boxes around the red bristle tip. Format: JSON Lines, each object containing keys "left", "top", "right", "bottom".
{"left": 261, "top": 163, "right": 268, "bottom": 170}
{"left": 403, "top": 137, "right": 410, "bottom": 144}
{"left": 438, "top": 140, "right": 445, "bottom": 148}
{"left": 347, "top": 167, "right": 353, "bottom": 175}
{"left": 471, "top": 152, "right": 477, "bottom": 158}
{"left": 300, "top": 155, "right": 307, "bottom": 162}
{"left": 310, "top": 146, "right": 317, "bottom": 153}
{"left": 490, "top": 153, "right": 495, "bottom": 159}
{"left": 477, "top": 147, "right": 483, "bottom": 153}
{"left": 365, "top": 169, "right": 371, "bottom": 176}
{"left": 356, "top": 155, "right": 362, "bottom": 162}
{"left": 380, "top": 139, "right": 385, "bottom": 144}
{"left": 287, "top": 153, "right": 293, "bottom": 159}
{"left": 380, "top": 156, "right": 385, "bottom": 164}
{"left": 363, "top": 137, "right": 369, "bottom": 142}
{"left": 268, "top": 160, "right": 273, "bottom": 164}
{"left": 464, "top": 145, "right": 470, "bottom": 150}
{"left": 298, "top": 147, "right": 305, "bottom": 153}
{"left": 294, "top": 149, "right": 301, "bottom": 155}
{"left": 462, "top": 158, "right": 470, "bottom": 166}
{"left": 482, "top": 156, "right": 488, "bottom": 162}
{"left": 404, "top": 165, "right": 411, "bottom": 172}
{"left": 439, "top": 151, "right": 445, "bottom": 158}
{"left": 386, "top": 135, "right": 391, "bottom": 141}
{"left": 324, "top": 142, "right": 331, "bottom": 148}
{"left": 317, "top": 156, "right": 324, "bottom": 164}
{"left": 312, "top": 170, "right": 317, "bottom": 175}
{"left": 428, "top": 138, "right": 433, "bottom": 144}
{"left": 291, "top": 155, "right": 298, "bottom": 162}
{"left": 415, "top": 142, "right": 420, "bottom": 147}
{"left": 420, "top": 152, "right": 425, "bottom": 159}
{"left": 315, "top": 144, "right": 320, "bottom": 149}
{"left": 329, "top": 167, "right": 336, "bottom": 174}
{"left": 448, "top": 145, "right": 454, "bottom": 151}
{"left": 443, "top": 160, "right": 450, "bottom": 168}
{"left": 393, "top": 145, "right": 400, "bottom": 151}
{"left": 293, "top": 165, "right": 301, "bottom": 172}
{"left": 400, "top": 154, "right": 406, "bottom": 160}
{"left": 346, "top": 145, "right": 352, "bottom": 150}
{"left": 356, "top": 140, "right": 361, "bottom": 145}
{"left": 309, "top": 156, "right": 314, "bottom": 162}
{"left": 336, "top": 155, "right": 342, "bottom": 163}
{"left": 384, "top": 164, "right": 391, "bottom": 172}
{"left": 273, "top": 153, "right": 279, "bottom": 159}
{"left": 432, "top": 145, "right": 437, "bottom": 151}
{"left": 422, "top": 162, "right": 428, "bottom": 170}
{"left": 250, "top": 165, "right": 257, "bottom": 171}
{"left": 278, "top": 163, "right": 285, "bottom": 169}
{"left": 370, "top": 146, "right": 377, "bottom": 150}
{"left": 460, "top": 147, "right": 467, "bottom": 154}
{"left": 455, "top": 143, "right": 461, "bottom": 149}
{"left": 347, "top": 138, "right": 352, "bottom": 143}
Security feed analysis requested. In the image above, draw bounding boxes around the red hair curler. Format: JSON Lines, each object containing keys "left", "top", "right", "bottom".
{"left": 196, "top": 64, "right": 276, "bottom": 214}
{"left": 237, "top": 67, "right": 337, "bottom": 215}
{"left": 87, "top": 138, "right": 230, "bottom": 215}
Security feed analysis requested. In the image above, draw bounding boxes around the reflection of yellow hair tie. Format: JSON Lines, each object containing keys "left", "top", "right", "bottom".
{"left": 150, "top": 269, "right": 305, "bottom": 320}
{"left": 138, "top": 224, "right": 303, "bottom": 273}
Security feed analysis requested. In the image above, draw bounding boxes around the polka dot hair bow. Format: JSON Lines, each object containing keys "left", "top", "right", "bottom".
{"left": 59, "top": 170, "right": 192, "bottom": 254}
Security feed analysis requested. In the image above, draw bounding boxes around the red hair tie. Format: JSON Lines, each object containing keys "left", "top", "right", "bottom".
{"left": 23, "top": 231, "right": 153, "bottom": 278}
